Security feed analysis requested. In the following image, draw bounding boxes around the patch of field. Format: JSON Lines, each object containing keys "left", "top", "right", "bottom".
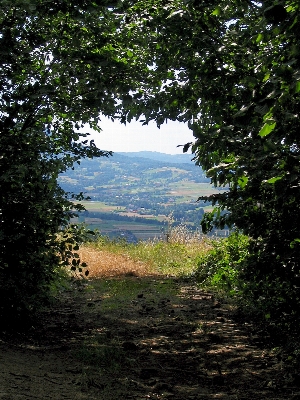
{"left": 82, "top": 219, "right": 164, "bottom": 241}
{"left": 116, "top": 211, "right": 167, "bottom": 221}
{"left": 145, "top": 167, "right": 189, "bottom": 174}
{"left": 203, "top": 205, "right": 215, "bottom": 212}
{"left": 84, "top": 218, "right": 103, "bottom": 224}
{"left": 166, "top": 182, "right": 230, "bottom": 204}
{"left": 168, "top": 182, "right": 219, "bottom": 197}
{"left": 157, "top": 214, "right": 168, "bottom": 222}
{"left": 125, "top": 176, "right": 140, "bottom": 181}
{"left": 76, "top": 201, "right": 125, "bottom": 212}
{"left": 84, "top": 186, "right": 96, "bottom": 191}
{"left": 86, "top": 220, "right": 115, "bottom": 230}
{"left": 116, "top": 224, "right": 163, "bottom": 240}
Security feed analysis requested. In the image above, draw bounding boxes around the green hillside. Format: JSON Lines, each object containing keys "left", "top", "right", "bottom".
{"left": 59, "top": 152, "right": 227, "bottom": 240}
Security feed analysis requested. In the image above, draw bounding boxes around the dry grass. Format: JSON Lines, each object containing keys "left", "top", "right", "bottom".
{"left": 77, "top": 247, "right": 158, "bottom": 279}
{"left": 166, "top": 223, "right": 204, "bottom": 244}
{"left": 74, "top": 223, "right": 213, "bottom": 279}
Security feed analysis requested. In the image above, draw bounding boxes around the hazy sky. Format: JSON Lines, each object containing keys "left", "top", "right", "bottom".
{"left": 87, "top": 117, "right": 195, "bottom": 155}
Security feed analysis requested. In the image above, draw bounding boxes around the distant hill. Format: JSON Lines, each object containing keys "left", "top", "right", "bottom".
{"left": 118, "top": 151, "right": 195, "bottom": 164}
{"left": 59, "top": 151, "right": 208, "bottom": 196}
{"left": 58, "top": 152, "right": 210, "bottom": 201}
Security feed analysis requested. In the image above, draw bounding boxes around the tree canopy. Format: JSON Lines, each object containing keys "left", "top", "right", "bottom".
{"left": 0, "top": 0, "right": 144, "bottom": 324}
{"left": 119, "top": 0, "right": 300, "bottom": 332}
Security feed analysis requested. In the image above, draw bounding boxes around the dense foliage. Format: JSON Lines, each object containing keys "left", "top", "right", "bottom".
{"left": 0, "top": 0, "right": 141, "bottom": 325}
{"left": 195, "top": 232, "right": 250, "bottom": 295}
{"left": 117, "top": 0, "right": 300, "bottom": 336}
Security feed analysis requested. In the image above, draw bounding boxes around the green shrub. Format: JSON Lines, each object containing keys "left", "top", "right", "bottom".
{"left": 0, "top": 222, "right": 94, "bottom": 329}
{"left": 195, "top": 231, "right": 300, "bottom": 354}
{"left": 195, "top": 231, "right": 250, "bottom": 295}
{"left": 239, "top": 239, "right": 300, "bottom": 342}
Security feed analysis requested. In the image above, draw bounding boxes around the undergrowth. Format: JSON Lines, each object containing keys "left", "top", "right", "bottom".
{"left": 194, "top": 231, "right": 250, "bottom": 295}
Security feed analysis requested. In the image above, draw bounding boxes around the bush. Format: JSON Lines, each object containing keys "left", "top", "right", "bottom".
{"left": 0, "top": 221, "right": 93, "bottom": 329}
{"left": 195, "top": 231, "right": 300, "bottom": 354}
{"left": 239, "top": 238, "right": 300, "bottom": 341}
{"left": 195, "top": 231, "right": 250, "bottom": 295}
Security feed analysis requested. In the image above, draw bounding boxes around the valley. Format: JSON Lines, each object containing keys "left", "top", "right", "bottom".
{"left": 59, "top": 152, "right": 228, "bottom": 241}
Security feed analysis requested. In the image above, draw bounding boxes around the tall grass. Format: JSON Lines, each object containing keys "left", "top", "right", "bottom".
{"left": 81, "top": 224, "right": 212, "bottom": 278}
{"left": 77, "top": 224, "right": 249, "bottom": 295}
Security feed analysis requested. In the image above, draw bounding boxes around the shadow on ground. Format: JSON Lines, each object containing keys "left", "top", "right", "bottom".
{"left": 0, "top": 276, "right": 298, "bottom": 400}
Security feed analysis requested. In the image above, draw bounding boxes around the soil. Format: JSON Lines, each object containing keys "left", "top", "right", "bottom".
{"left": 1, "top": 253, "right": 299, "bottom": 400}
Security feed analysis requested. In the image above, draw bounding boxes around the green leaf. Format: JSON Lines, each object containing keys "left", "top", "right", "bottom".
{"left": 256, "top": 33, "right": 263, "bottom": 43}
{"left": 212, "top": 7, "right": 221, "bottom": 16}
{"left": 127, "top": 50, "right": 134, "bottom": 58}
{"left": 264, "top": 176, "right": 283, "bottom": 184}
{"left": 258, "top": 122, "right": 276, "bottom": 137}
{"left": 290, "top": 238, "right": 300, "bottom": 248}
{"left": 237, "top": 176, "right": 248, "bottom": 188}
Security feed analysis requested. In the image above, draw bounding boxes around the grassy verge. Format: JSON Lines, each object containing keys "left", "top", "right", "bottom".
{"left": 84, "top": 224, "right": 212, "bottom": 278}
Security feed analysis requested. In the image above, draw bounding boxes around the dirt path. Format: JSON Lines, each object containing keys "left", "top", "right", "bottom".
{"left": 0, "top": 255, "right": 298, "bottom": 399}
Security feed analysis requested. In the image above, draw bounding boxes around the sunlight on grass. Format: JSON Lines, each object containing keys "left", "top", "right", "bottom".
{"left": 78, "top": 224, "right": 212, "bottom": 278}
{"left": 76, "top": 246, "right": 154, "bottom": 278}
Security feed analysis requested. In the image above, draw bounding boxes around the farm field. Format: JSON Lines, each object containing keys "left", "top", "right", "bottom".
{"left": 103, "top": 223, "right": 164, "bottom": 241}
{"left": 78, "top": 201, "right": 167, "bottom": 220}
{"left": 167, "top": 182, "right": 224, "bottom": 201}
{"left": 74, "top": 215, "right": 165, "bottom": 242}
{"left": 77, "top": 201, "right": 125, "bottom": 212}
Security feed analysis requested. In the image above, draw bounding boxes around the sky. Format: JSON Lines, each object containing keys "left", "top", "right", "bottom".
{"left": 87, "top": 117, "right": 195, "bottom": 155}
